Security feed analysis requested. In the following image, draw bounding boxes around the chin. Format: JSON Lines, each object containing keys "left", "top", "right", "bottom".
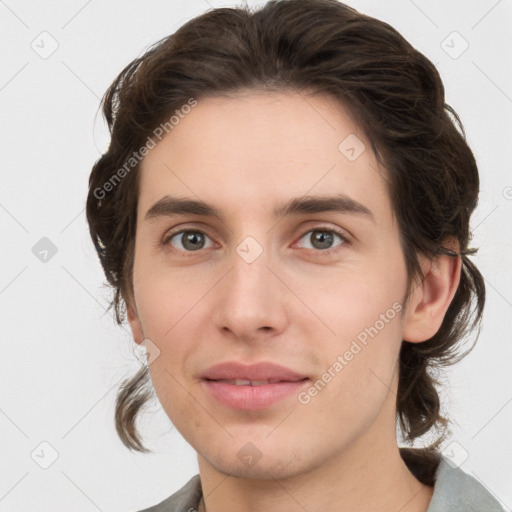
{"left": 211, "top": 456, "right": 306, "bottom": 481}
{"left": 200, "top": 442, "right": 312, "bottom": 481}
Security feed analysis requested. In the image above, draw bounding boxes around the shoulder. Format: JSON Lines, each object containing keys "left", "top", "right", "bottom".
{"left": 134, "top": 474, "right": 202, "bottom": 512}
{"left": 427, "top": 455, "right": 505, "bottom": 511}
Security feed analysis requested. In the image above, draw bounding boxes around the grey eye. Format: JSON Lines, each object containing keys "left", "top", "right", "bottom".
{"left": 298, "top": 229, "right": 345, "bottom": 251}
{"left": 169, "top": 231, "right": 213, "bottom": 251}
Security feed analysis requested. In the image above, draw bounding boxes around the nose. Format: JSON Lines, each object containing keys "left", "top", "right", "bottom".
{"left": 212, "top": 239, "right": 289, "bottom": 342}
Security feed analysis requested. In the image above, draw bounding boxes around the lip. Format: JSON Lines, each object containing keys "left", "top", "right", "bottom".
{"left": 200, "top": 361, "right": 308, "bottom": 381}
{"left": 200, "top": 361, "right": 310, "bottom": 411}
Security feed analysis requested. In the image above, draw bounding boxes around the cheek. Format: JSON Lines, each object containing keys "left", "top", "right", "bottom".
{"left": 301, "top": 259, "right": 406, "bottom": 344}
{"left": 147, "top": 360, "right": 201, "bottom": 445}
{"left": 133, "top": 259, "right": 210, "bottom": 340}
{"left": 298, "top": 310, "right": 403, "bottom": 440}
{"left": 298, "top": 259, "right": 405, "bottom": 401}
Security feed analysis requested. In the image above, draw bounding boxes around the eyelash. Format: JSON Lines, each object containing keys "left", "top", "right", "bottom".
{"left": 162, "top": 226, "right": 350, "bottom": 256}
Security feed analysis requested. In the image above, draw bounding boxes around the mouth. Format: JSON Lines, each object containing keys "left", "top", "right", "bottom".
{"left": 200, "top": 361, "right": 310, "bottom": 410}
{"left": 202, "top": 377, "right": 310, "bottom": 410}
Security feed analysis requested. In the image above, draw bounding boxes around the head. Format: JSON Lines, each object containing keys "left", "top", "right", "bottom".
{"left": 86, "top": 0, "right": 484, "bottom": 479}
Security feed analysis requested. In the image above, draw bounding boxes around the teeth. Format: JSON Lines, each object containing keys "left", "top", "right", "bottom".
{"left": 250, "top": 380, "right": 270, "bottom": 386}
{"left": 216, "top": 379, "right": 271, "bottom": 386}
{"left": 235, "top": 379, "right": 252, "bottom": 386}
{"left": 234, "top": 379, "right": 270, "bottom": 386}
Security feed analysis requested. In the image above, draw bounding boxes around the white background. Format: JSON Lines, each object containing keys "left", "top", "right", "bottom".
{"left": 1, "top": 0, "right": 511, "bottom": 510}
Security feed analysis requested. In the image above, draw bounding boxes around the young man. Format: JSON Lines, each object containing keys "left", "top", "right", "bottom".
{"left": 86, "top": 1, "right": 503, "bottom": 510}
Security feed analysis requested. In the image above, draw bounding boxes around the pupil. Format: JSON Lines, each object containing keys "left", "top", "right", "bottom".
{"left": 184, "top": 232, "right": 204, "bottom": 251}
{"left": 313, "top": 231, "right": 333, "bottom": 249}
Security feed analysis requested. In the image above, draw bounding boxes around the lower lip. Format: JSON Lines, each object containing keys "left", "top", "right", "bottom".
{"left": 202, "top": 379, "right": 309, "bottom": 410}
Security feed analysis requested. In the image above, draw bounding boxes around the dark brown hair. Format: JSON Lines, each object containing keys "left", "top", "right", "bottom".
{"left": 86, "top": 0, "right": 485, "bottom": 483}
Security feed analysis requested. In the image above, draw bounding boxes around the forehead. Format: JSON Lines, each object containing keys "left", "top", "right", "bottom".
{"left": 137, "top": 90, "right": 393, "bottom": 226}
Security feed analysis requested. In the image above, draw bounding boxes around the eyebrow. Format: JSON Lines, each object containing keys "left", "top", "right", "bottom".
{"left": 144, "top": 194, "right": 374, "bottom": 223}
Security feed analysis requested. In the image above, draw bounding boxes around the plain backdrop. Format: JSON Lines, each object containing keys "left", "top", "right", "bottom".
{"left": 1, "top": 0, "right": 511, "bottom": 510}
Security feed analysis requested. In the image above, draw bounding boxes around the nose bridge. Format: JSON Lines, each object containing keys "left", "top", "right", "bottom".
{"left": 213, "top": 232, "right": 287, "bottom": 336}
{"left": 229, "top": 234, "right": 273, "bottom": 307}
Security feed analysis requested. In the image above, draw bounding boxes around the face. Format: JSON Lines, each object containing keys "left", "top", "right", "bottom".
{"left": 128, "top": 90, "right": 414, "bottom": 479}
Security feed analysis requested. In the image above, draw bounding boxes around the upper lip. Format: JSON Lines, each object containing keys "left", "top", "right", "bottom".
{"left": 201, "top": 362, "right": 308, "bottom": 382}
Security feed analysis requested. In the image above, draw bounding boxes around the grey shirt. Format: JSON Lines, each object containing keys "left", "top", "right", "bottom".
{"left": 136, "top": 455, "right": 505, "bottom": 511}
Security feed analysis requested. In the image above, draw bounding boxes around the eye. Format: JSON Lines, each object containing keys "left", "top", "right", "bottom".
{"left": 164, "top": 230, "right": 214, "bottom": 252}
{"left": 297, "top": 228, "right": 348, "bottom": 252}
{"left": 163, "top": 226, "right": 349, "bottom": 254}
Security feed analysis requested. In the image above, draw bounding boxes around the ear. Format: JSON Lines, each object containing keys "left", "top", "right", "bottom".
{"left": 402, "top": 239, "right": 462, "bottom": 343}
{"left": 127, "top": 298, "right": 145, "bottom": 345}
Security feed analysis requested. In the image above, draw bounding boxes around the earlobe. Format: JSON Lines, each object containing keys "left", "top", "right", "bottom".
{"left": 127, "top": 301, "right": 145, "bottom": 345}
{"left": 402, "top": 243, "right": 462, "bottom": 343}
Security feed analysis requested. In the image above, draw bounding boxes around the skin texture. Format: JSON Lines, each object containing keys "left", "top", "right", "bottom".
{"left": 127, "top": 90, "right": 461, "bottom": 512}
